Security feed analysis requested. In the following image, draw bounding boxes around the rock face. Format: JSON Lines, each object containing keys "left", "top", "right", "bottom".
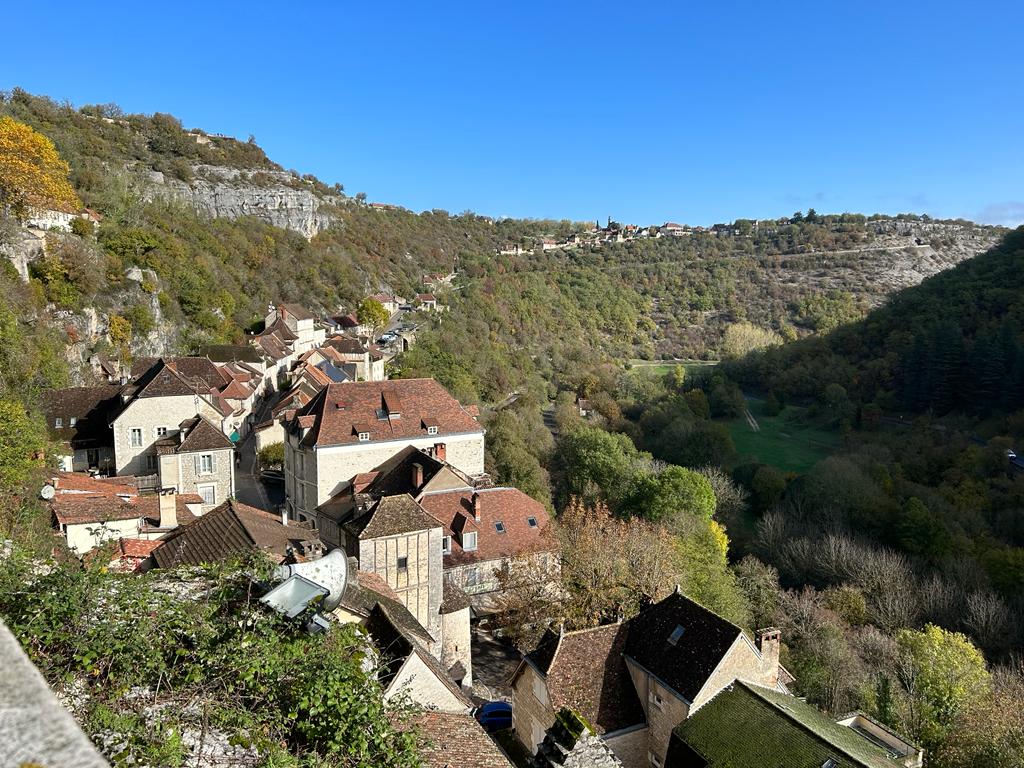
{"left": 0, "top": 227, "right": 45, "bottom": 281}
{"left": 145, "top": 165, "right": 341, "bottom": 239}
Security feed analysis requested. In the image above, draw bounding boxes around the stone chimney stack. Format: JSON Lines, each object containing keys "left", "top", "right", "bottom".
{"left": 158, "top": 489, "right": 177, "bottom": 530}
{"left": 756, "top": 627, "right": 781, "bottom": 686}
{"left": 412, "top": 462, "right": 424, "bottom": 489}
{"left": 434, "top": 443, "right": 446, "bottom": 462}
{"left": 472, "top": 492, "right": 481, "bottom": 523}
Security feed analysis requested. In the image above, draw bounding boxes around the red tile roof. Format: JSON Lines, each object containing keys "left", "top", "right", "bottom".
{"left": 290, "top": 380, "right": 482, "bottom": 448}
{"left": 52, "top": 493, "right": 197, "bottom": 527}
{"left": 418, "top": 487, "right": 554, "bottom": 567}
{"left": 152, "top": 499, "right": 318, "bottom": 568}
{"left": 405, "top": 711, "right": 513, "bottom": 768}
{"left": 50, "top": 472, "right": 137, "bottom": 495}
{"left": 524, "top": 623, "right": 645, "bottom": 735}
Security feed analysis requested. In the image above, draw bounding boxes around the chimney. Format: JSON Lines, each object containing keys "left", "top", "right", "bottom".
{"left": 434, "top": 442, "right": 446, "bottom": 462}
{"left": 159, "top": 489, "right": 177, "bottom": 530}
{"left": 412, "top": 462, "right": 424, "bottom": 489}
{"left": 281, "top": 508, "right": 288, "bottom": 526}
{"left": 472, "top": 492, "right": 481, "bottom": 523}
{"left": 756, "top": 628, "right": 781, "bottom": 686}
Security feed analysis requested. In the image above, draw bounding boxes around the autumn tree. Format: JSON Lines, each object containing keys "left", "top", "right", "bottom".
{"left": 357, "top": 297, "right": 390, "bottom": 341}
{"left": 722, "top": 321, "right": 783, "bottom": 359}
{"left": 895, "top": 624, "right": 991, "bottom": 750}
{"left": 0, "top": 116, "right": 80, "bottom": 219}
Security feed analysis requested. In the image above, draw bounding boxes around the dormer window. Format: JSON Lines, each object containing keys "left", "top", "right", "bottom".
{"left": 69, "top": 417, "right": 77, "bottom": 427}
{"left": 358, "top": 432, "right": 370, "bottom": 442}
{"left": 668, "top": 625, "right": 685, "bottom": 645}
{"left": 462, "top": 531, "right": 478, "bottom": 551}
{"left": 55, "top": 418, "right": 63, "bottom": 428}
{"left": 427, "top": 425, "right": 438, "bottom": 436}
{"left": 442, "top": 535, "right": 451, "bottom": 555}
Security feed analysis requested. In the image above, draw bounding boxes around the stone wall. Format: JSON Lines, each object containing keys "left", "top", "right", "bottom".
{"left": 440, "top": 605, "right": 472, "bottom": 688}
{"left": 113, "top": 395, "right": 225, "bottom": 476}
{"left": 511, "top": 663, "right": 554, "bottom": 754}
{"left": 159, "top": 446, "right": 234, "bottom": 511}
{"left": 604, "top": 726, "right": 650, "bottom": 768}
{"left": 359, "top": 528, "right": 443, "bottom": 643}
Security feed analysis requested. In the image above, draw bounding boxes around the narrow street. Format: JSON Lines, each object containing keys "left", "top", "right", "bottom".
{"left": 233, "top": 393, "right": 285, "bottom": 512}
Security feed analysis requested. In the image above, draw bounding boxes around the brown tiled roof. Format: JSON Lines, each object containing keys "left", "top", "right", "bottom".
{"left": 525, "top": 623, "right": 645, "bottom": 735}
{"left": 339, "top": 571, "right": 435, "bottom": 644}
{"left": 290, "top": 380, "right": 482, "bottom": 448}
{"left": 440, "top": 581, "right": 472, "bottom": 614}
{"left": 152, "top": 499, "right": 318, "bottom": 568}
{"left": 219, "top": 378, "right": 253, "bottom": 400}
{"left": 416, "top": 293, "right": 437, "bottom": 302}
{"left": 200, "top": 344, "right": 262, "bottom": 364}
{"left": 50, "top": 472, "right": 137, "bottom": 495}
{"left": 324, "top": 335, "right": 367, "bottom": 355}
{"left": 175, "top": 416, "right": 233, "bottom": 453}
{"left": 406, "top": 711, "right": 514, "bottom": 768}
{"left": 41, "top": 385, "right": 121, "bottom": 448}
{"left": 353, "top": 494, "right": 442, "bottom": 540}
{"left": 53, "top": 493, "right": 197, "bottom": 527}
{"left": 117, "top": 538, "right": 162, "bottom": 558}
{"left": 256, "top": 333, "right": 290, "bottom": 361}
{"left": 260, "top": 316, "right": 297, "bottom": 342}
{"left": 623, "top": 590, "right": 743, "bottom": 704}
{"left": 363, "top": 446, "right": 446, "bottom": 498}
{"left": 419, "top": 487, "right": 554, "bottom": 567}
{"left": 278, "top": 302, "right": 315, "bottom": 321}
{"left": 129, "top": 359, "right": 206, "bottom": 399}
{"left": 133, "top": 357, "right": 229, "bottom": 391}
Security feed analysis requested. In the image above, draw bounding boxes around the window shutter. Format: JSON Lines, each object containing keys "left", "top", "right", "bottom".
{"left": 194, "top": 455, "right": 201, "bottom": 474}
{"left": 211, "top": 453, "right": 217, "bottom": 472}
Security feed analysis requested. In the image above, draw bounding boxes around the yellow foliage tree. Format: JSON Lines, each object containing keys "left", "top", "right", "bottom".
{"left": 0, "top": 116, "right": 80, "bottom": 219}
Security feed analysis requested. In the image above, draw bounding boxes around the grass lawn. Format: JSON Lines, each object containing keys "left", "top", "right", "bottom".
{"left": 629, "top": 359, "right": 719, "bottom": 377}
{"left": 724, "top": 398, "right": 840, "bottom": 474}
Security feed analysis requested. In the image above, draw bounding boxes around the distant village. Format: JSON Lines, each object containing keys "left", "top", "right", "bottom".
{"left": 36, "top": 259, "right": 925, "bottom": 767}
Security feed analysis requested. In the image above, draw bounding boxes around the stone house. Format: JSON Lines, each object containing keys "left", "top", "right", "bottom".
{"left": 368, "top": 293, "right": 405, "bottom": 317}
{"left": 510, "top": 590, "right": 791, "bottom": 768}
{"left": 42, "top": 384, "right": 122, "bottom": 473}
{"left": 323, "top": 334, "right": 386, "bottom": 381}
{"left": 111, "top": 360, "right": 229, "bottom": 478}
{"left": 416, "top": 293, "right": 439, "bottom": 311}
{"left": 155, "top": 415, "right": 235, "bottom": 511}
{"left": 283, "top": 379, "right": 484, "bottom": 525}
{"left": 51, "top": 485, "right": 202, "bottom": 555}
{"left": 418, "top": 485, "right": 556, "bottom": 612}
{"left": 666, "top": 680, "right": 923, "bottom": 768}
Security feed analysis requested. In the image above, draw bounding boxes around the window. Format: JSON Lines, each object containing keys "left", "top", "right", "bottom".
{"left": 69, "top": 417, "right": 77, "bottom": 427}
{"left": 397, "top": 556, "right": 409, "bottom": 571}
{"left": 55, "top": 418, "right": 63, "bottom": 428}
{"left": 822, "top": 760, "right": 839, "bottom": 768}
{"left": 198, "top": 484, "right": 216, "bottom": 506}
{"left": 462, "top": 531, "right": 477, "bottom": 551}
{"left": 145, "top": 454, "right": 158, "bottom": 472}
{"left": 650, "top": 691, "right": 665, "bottom": 711}
{"left": 200, "top": 454, "right": 214, "bottom": 474}
{"left": 464, "top": 566, "right": 480, "bottom": 586}
{"left": 357, "top": 432, "right": 370, "bottom": 442}
{"left": 494, "top": 521, "right": 505, "bottom": 533}
{"left": 527, "top": 516, "right": 538, "bottom": 528}
{"left": 442, "top": 535, "right": 451, "bottom": 555}
{"left": 130, "top": 428, "right": 143, "bottom": 447}
{"left": 427, "top": 425, "right": 438, "bottom": 435}
{"left": 155, "top": 426, "right": 168, "bottom": 437}
{"left": 668, "top": 625, "right": 685, "bottom": 645}
{"left": 648, "top": 751, "right": 663, "bottom": 768}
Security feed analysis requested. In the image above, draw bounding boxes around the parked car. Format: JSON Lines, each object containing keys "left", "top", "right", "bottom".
{"left": 474, "top": 701, "right": 512, "bottom": 732}
{"left": 260, "top": 469, "right": 285, "bottom": 485}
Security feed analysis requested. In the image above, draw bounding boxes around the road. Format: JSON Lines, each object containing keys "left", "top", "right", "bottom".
{"left": 233, "top": 394, "right": 285, "bottom": 512}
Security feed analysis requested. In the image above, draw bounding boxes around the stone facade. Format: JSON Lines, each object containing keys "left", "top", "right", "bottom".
{"left": 604, "top": 726, "right": 650, "bottom": 768}
{"left": 113, "top": 394, "right": 225, "bottom": 476}
{"left": 286, "top": 432, "right": 484, "bottom": 522}
{"left": 158, "top": 446, "right": 234, "bottom": 512}
{"left": 358, "top": 528, "right": 444, "bottom": 644}
{"left": 440, "top": 605, "right": 472, "bottom": 688}
{"left": 512, "top": 662, "right": 555, "bottom": 753}
{"left": 383, "top": 651, "right": 467, "bottom": 713}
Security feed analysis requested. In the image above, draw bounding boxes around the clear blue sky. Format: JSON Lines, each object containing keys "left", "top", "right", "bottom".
{"left": 3, "top": 1, "right": 1022, "bottom": 226}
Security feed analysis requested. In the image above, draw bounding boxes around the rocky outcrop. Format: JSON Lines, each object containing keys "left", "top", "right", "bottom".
{"left": 144, "top": 165, "right": 342, "bottom": 239}
{"left": 0, "top": 227, "right": 45, "bottom": 281}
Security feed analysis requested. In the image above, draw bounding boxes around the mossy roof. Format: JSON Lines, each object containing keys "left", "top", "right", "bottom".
{"left": 671, "top": 682, "right": 906, "bottom": 768}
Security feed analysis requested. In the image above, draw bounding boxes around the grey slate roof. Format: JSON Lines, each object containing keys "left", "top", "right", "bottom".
{"left": 623, "top": 589, "right": 742, "bottom": 703}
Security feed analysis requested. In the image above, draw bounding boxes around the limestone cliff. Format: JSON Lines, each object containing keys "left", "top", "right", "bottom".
{"left": 144, "top": 165, "right": 343, "bottom": 239}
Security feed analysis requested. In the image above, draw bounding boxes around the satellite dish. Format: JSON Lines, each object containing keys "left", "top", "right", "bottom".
{"left": 39, "top": 485, "right": 56, "bottom": 500}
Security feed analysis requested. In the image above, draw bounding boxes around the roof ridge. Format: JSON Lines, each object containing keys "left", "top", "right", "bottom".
{"left": 663, "top": 587, "right": 744, "bottom": 636}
